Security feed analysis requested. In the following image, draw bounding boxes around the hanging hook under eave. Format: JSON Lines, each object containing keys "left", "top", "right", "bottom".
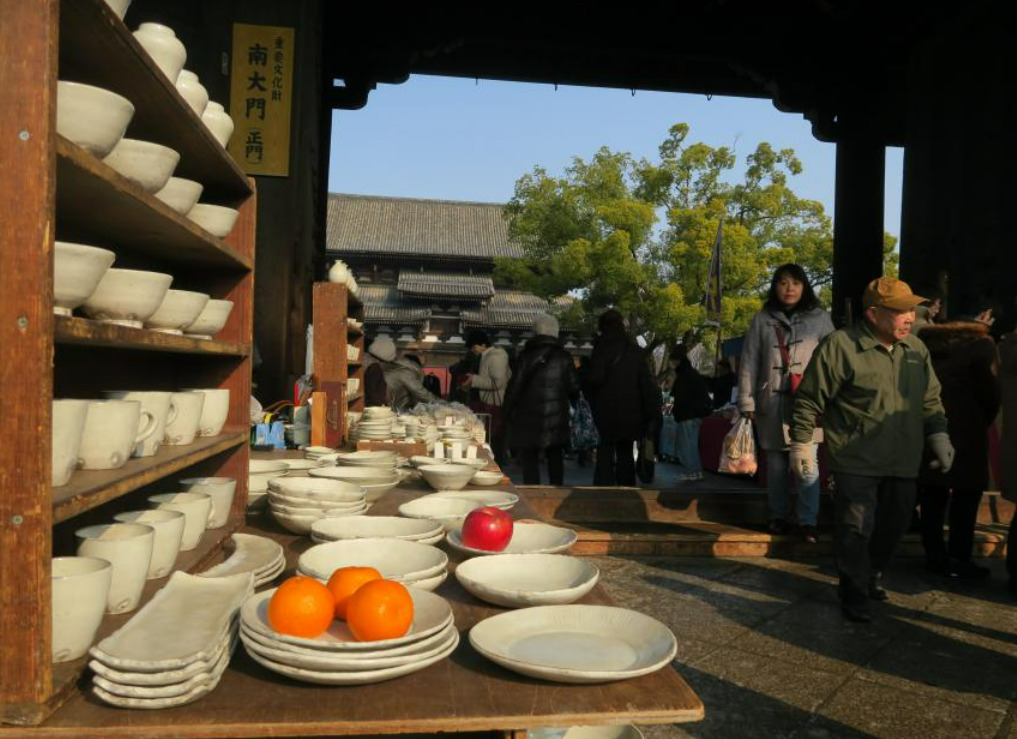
{"left": 706, "top": 93, "right": 713, "bottom": 101}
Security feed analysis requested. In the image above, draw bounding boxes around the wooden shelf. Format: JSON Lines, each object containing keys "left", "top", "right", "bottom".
{"left": 58, "top": 0, "right": 251, "bottom": 202}
{"left": 54, "top": 316, "right": 250, "bottom": 356}
{"left": 56, "top": 137, "right": 252, "bottom": 270}
{"left": 52, "top": 430, "right": 247, "bottom": 523}
{"left": 42, "top": 517, "right": 244, "bottom": 726}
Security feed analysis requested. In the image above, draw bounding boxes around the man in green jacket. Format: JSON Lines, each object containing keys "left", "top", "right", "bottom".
{"left": 789, "top": 278, "right": 954, "bottom": 622}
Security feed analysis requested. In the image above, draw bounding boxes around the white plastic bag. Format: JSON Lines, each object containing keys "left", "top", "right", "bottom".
{"left": 719, "top": 417, "right": 758, "bottom": 476}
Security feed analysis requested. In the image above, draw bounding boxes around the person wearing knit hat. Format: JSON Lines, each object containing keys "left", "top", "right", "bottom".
{"left": 363, "top": 335, "right": 397, "bottom": 407}
{"left": 368, "top": 335, "right": 397, "bottom": 363}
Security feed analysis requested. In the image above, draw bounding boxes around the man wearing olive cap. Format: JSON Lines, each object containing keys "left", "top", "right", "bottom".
{"left": 790, "top": 278, "right": 954, "bottom": 622}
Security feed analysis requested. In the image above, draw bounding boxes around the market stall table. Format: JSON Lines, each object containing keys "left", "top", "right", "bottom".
{"left": 5, "top": 454, "right": 703, "bottom": 738}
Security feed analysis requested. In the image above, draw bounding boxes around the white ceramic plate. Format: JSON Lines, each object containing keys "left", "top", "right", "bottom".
{"left": 87, "top": 630, "right": 231, "bottom": 686}
{"left": 268, "top": 477, "right": 364, "bottom": 501}
{"left": 469, "top": 605, "right": 677, "bottom": 683}
{"left": 455, "top": 554, "right": 599, "bottom": 608}
{"left": 297, "top": 538, "right": 447, "bottom": 582}
{"left": 240, "top": 620, "right": 455, "bottom": 661}
{"left": 447, "top": 523, "right": 578, "bottom": 557}
{"left": 242, "top": 587, "right": 453, "bottom": 651}
{"left": 470, "top": 471, "right": 506, "bottom": 487}
{"left": 309, "top": 515, "right": 443, "bottom": 542}
{"left": 199, "top": 534, "right": 283, "bottom": 580}
{"left": 91, "top": 572, "right": 252, "bottom": 671}
{"left": 269, "top": 500, "right": 368, "bottom": 517}
{"left": 430, "top": 490, "right": 518, "bottom": 510}
{"left": 92, "top": 671, "right": 221, "bottom": 709}
{"left": 267, "top": 492, "right": 366, "bottom": 511}
{"left": 92, "top": 639, "right": 231, "bottom": 699}
{"left": 403, "top": 570, "right": 447, "bottom": 592}
{"left": 245, "top": 630, "right": 458, "bottom": 685}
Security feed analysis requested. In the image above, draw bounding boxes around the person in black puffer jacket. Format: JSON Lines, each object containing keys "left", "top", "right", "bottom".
{"left": 584, "top": 309, "right": 662, "bottom": 486}
{"left": 670, "top": 345, "right": 713, "bottom": 482}
{"left": 502, "top": 314, "right": 579, "bottom": 485}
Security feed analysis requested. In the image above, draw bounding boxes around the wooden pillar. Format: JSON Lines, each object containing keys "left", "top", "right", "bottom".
{"left": 832, "top": 131, "right": 886, "bottom": 326}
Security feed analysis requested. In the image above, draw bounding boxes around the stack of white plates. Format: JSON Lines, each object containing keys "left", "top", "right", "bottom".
{"left": 438, "top": 425, "right": 472, "bottom": 441}
{"left": 199, "top": 533, "right": 285, "bottom": 588}
{"left": 240, "top": 587, "right": 458, "bottom": 685}
{"left": 89, "top": 572, "right": 252, "bottom": 709}
{"left": 303, "top": 446, "right": 337, "bottom": 462}
{"left": 354, "top": 420, "right": 395, "bottom": 441}
{"left": 335, "top": 450, "right": 398, "bottom": 469}
{"left": 298, "top": 538, "right": 449, "bottom": 591}
{"left": 267, "top": 477, "right": 368, "bottom": 535}
{"left": 310, "top": 515, "right": 444, "bottom": 545}
{"left": 308, "top": 465, "right": 403, "bottom": 503}
{"left": 279, "top": 458, "right": 329, "bottom": 476}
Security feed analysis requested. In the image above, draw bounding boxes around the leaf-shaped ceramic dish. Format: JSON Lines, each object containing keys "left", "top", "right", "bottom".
{"left": 88, "top": 629, "right": 231, "bottom": 686}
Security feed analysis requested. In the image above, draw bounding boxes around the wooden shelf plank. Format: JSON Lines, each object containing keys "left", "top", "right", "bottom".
{"left": 55, "top": 138, "right": 252, "bottom": 270}
{"left": 54, "top": 316, "right": 249, "bottom": 356}
{"left": 52, "top": 430, "right": 247, "bottom": 523}
{"left": 58, "top": 0, "right": 251, "bottom": 201}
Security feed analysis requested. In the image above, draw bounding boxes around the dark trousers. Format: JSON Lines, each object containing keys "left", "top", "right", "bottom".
{"left": 834, "top": 473, "right": 917, "bottom": 603}
{"left": 517, "top": 446, "right": 564, "bottom": 486}
{"left": 1007, "top": 512, "right": 1016, "bottom": 587}
{"left": 593, "top": 440, "right": 636, "bottom": 486}
{"left": 918, "top": 485, "right": 983, "bottom": 566}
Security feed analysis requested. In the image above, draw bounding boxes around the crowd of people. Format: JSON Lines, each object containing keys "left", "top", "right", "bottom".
{"left": 358, "top": 263, "right": 1017, "bottom": 620}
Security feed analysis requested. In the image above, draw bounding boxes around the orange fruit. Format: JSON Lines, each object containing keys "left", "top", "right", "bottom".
{"left": 267, "top": 576, "right": 335, "bottom": 638}
{"left": 326, "top": 566, "right": 382, "bottom": 620}
{"left": 345, "top": 579, "right": 414, "bottom": 642}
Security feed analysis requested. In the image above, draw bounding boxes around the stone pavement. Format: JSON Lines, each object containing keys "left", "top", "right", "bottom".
{"left": 589, "top": 553, "right": 1017, "bottom": 739}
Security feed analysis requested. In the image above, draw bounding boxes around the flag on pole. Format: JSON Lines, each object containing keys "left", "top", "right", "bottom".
{"left": 703, "top": 217, "right": 724, "bottom": 326}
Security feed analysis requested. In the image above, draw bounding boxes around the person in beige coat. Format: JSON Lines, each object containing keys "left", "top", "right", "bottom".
{"left": 739, "top": 263, "right": 834, "bottom": 540}
{"left": 463, "top": 330, "right": 511, "bottom": 466}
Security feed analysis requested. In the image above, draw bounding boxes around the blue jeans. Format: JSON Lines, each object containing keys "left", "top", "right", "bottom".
{"left": 767, "top": 447, "right": 820, "bottom": 525}
{"left": 674, "top": 419, "right": 703, "bottom": 479}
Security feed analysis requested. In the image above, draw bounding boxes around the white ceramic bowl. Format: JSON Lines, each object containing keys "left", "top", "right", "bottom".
{"left": 113, "top": 509, "right": 186, "bottom": 579}
{"left": 449, "top": 458, "right": 488, "bottom": 470}
{"left": 102, "top": 138, "right": 179, "bottom": 193}
{"left": 360, "top": 480, "right": 403, "bottom": 503}
{"left": 53, "top": 242, "right": 116, "bottom": 316}
{"left": 178, "top": 477, "right": 236, "bottom": 529}
{"left": 51, "top": 556, "right": 112, "bottom": 663}
{"left": 267, "top": 476, "right": 364, "bottom": 502}
{"left": 249, "top": 460, "right": 288, "bottom": 493}
{"left": 267, "top": 496, "right": 366, "bottom": 514}
{"left": 298, "top": 538, "right": 448, "bottom": 583}
{"left": 310, "top": 516, "right": 443, "bottom": 543}
{"left": 187, "top": 204, "right": 239, "bottom": 239}
{"left": 145, "top": 290, "right": 209, "bottom": 333}
{"left": 448, "top": 522, "right": 578, "bottom": 557}
{"left": 75, "top": 523, "right": 155, "bottom": 614}
{"left": 418, "top": 464, "right": 477, "bottom": 492}
{"left": 56, "top": 81, "right": 134, "bottom": 158}
{"left": 455, "top": 554, "right": 599, "bottom": 608}
{"left": 81, "top": 268, "right": 173, "bottom": 328}
{"left": 308, "top": 466, "right": 398, "bottom": 485}
{"left": 470, "top": 470, "right": 505, "bottom": 487}
{"left": 147, "top": 492, "right": 212, "bottom": 551}
{"left": 184, "top": 299, "right": 232, "bottom": 337}
{"left": 430, "top": 489, "right": 518, "bottom": 511}
{"left": 334, "top": 451, "right": 398, "bottom": 467}
{"left": 398, "top": 496, "right": 480, "bottom": 531}
{"left": 153, "top": 177, "right": 203, "bottom": 215}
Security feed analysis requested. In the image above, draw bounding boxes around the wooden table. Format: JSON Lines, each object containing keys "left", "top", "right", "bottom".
{"left": 6, "top": 457, "right": 703, "bottom": 738}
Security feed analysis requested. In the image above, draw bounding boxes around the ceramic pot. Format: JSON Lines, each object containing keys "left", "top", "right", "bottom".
{"left": 201, "top": 101, "right": 234, "bottom": 147}
{"left": 101, "top": 391, "right": 176, "bottom": 458}
{"left": 145, "top": 290, "right": 209, "bottom": 334}
{"left": 102, "top": 138, "right": 180, "bottom": 194}
{"left": 163, "top": 391, "right": 204, "bottom": 446}
{"left": 53, "top": 242, "right": 116, "bottom": 317}
{"left": 178, "top": 477, "right": 236, "bottom": 529}
{"left": 133, "top": 22, "right": 186, "bottom": 83}
{"left": 113, "top": 509, "right": 185, "bottom": 579}
{"left": 183, "top": 299, "right": 233, "bottom": 338}
{"left": 148, "top": 492, "right": 212, "bottom": 551}
{"left": 52, "top": 399, "right": 90, "bottom": 487}
{"left": 51, "top": 556, "right": 112, "bottom": 662}
{"left": 75, "top": 523, "right": 155, "bottom": 614}
{"left": 56, "top": 81, "right": 134, "bottom": 158}
{"left": 80, "top": 268, "right": 173, "bottom": 328}
{"left": 153, "top": 176, "right": 203, "bottom": 215}
{"left": 181, "top": 388, "right": 229, "bottom": 438}
{"left": 175, "top": 70, "right": 208, "bottom": 116}
{"left": 78, "top": 400, "right": 157, "bottom": 470}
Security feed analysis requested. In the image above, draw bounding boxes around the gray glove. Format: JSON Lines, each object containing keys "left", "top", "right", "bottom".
{"left": 927, "top": 432, "right": 955, "bottom": 473}
{"left": 789, "top": 442, "right": 817, "bottom": 485}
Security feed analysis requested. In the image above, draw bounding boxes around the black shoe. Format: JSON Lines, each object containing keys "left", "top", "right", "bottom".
{"left": 800, "top": 525, "right": 818, "bottom": 544}
{"left": 868, "top": 572, "right": 888, "bottom": 602}
{"left": 841, "top": 600, "right": 872, "bottom": 623}
{"left": 946, "top": 560, "right": 991, "bottom": 580}
{"left": 768, "top": 518, "right": 790, "bottom": 535}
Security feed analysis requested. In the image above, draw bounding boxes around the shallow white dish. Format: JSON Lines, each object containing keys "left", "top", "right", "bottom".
{"left": 56, "top": 81, "right": 134, "bottom": 157}
{"left": 418, "top": 464, "right": 476, "bottom": 492}
{"left": 242, "top": 586, "right": 452, "bottom": 651}
{"left": 92, "top": 642, "right": 230, "bottom": 699}
{"left": 102, "top": 137, "right": 179, "bottom": 193}
{"left": 248, "top": 460, "right": 288, "bottom": 493}
{"left": 448, "top": 522, "right": 578, "bottom": 557}
{"left": 88, "top": 630, "right": 230, "bottom": 686}
{"left": 403, "top": 570, "right": 447, "bottom": 592}
{"left": 268, "top": 476, "right": 363, "bottom": 501}
{"left": 468, "top": 605, "right": 677, "bottom": 684}
{"left": 198, "top": 533, "right": 284, "bottom": 580}
{"left": 91, "top": 572, "right": 252, "bottom": 671}
{"left": 309, "top": 516, "right": 442, "bottom": 543}
{"left": 430, "top": 489, "right": 518, "bottom": 510}
{"left": 335, "top": 451, "right": 397, "bottom": 466}
{"left": 278, "top": 458, "right": 329, "bottom": 475}
{"left": 271, "top": 507, "right": 366, "bottom": 535}
{"left": 470, "top": 470, "right": 506, "bottom": 487}
{"left": 455, "top": 554, "right": 599, "bottom": 607}
{"left": 359, "top": 480, "right": 402, "bottom": 502}
{"left": 267, "top": 493, "right": 366, "bottom": 512}
{"left": 244, "top": 630, "right": 458, "bottom": 686}
{"left": 398, "top": 497, "right": 480, "bottom": 531}
{"left": 308, "top": 466, "right": 398, "bottom": 485}
{"left": 297, "top": 538, "right": 447, "bottom": 583}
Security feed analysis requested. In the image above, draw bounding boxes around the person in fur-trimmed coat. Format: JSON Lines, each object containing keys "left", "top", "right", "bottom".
{"left": 917, "top": 311, "right": 1000, "bottom": 579}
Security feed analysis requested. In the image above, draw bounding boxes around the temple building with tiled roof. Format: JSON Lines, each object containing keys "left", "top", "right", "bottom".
{"left": 326, "top": 193, "right": 587, "bottom": 365}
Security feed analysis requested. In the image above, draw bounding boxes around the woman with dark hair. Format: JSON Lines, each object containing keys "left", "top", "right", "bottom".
{"left": 738, "top": 263, "right": 834, "bottom": 541}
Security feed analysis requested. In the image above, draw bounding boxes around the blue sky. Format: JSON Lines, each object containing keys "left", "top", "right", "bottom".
{"left": 329, "top": 75, "right": 904, "bottom": 238}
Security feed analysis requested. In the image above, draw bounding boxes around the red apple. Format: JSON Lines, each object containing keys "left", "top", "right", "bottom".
{"left": 461, "top": 506, "right": 513, "bottom": 552}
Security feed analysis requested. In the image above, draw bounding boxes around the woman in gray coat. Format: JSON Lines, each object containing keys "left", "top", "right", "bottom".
{"left": 738, "top": 264, "right": 834, "bottom": 541}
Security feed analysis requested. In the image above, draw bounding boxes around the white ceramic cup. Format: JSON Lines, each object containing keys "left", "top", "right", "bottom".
{"left": 51, "top": 556, "right": 112, "bottom": 663}
{"left": 75, "top": 523, "right": 155, "bottom": 614}
{"left": 178, "top": 477, "right": 235, "bottom": 529}
{"left": 162, "top": 391, "right": 205, "bottom": 446}
{"left": 148, "top": 492, "right": 212, "bottom": 551}
{"left": 52, "top": 399, "right": 90, "bottom": 487}
{"left": 101, "top": 391, "right": 177, "bottom": 458}
{"left": 180, "top": 388, "right": 229, "bottom": 438}
{"left": 113, "top": 509, "right": 185, "bottom": 579}
{"left": 78, "top": 400, "right": 157, "bottom": 470}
